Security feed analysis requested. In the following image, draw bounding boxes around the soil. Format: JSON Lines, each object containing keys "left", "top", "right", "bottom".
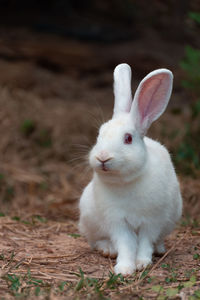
{"left": 0, "top": 28, "right": 199, "bottom": 299}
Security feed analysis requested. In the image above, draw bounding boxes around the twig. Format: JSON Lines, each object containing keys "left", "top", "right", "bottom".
{"left": 1, "top": 252, "right": 16, "bottom": 270}
{"left": 38, "top": 271, "right": 78, "bottom": 281}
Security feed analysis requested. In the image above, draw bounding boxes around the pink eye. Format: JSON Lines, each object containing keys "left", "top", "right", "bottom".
{"left": 124, "top": 133, "right": 133, "bottom": 144}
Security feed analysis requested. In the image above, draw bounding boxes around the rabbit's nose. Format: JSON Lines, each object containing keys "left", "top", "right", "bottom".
{"left": 96, "top": 150, "right": 112, "bottom": 163}
{"left": 96, "top": 156, "right": 112, "bottom": 172}
{"left": 96, "top": 157, "right": 112, "bottom": 164}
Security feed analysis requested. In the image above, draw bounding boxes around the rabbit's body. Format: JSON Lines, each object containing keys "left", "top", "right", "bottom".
{"left": 80, "top": 137, "right": 181, "bottom": 239}
{"left": 79, "top": 64, "right": 182, "bottom": 275}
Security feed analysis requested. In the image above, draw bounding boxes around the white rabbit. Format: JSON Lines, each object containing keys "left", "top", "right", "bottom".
{"left": 79, "top": 63, "right": 182, "bottom": 276}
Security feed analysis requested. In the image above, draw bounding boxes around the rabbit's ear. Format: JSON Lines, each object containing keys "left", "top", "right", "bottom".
{"left": 113, "top": 63, "right": 132, "bottom": 117}
{"left": 131, "top": 69, "right": 173, "bottom": 136}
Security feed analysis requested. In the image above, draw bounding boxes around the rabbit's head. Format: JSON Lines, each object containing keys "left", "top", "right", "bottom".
{"left": 89, "top": 64, "right": 173, "bottom": 183}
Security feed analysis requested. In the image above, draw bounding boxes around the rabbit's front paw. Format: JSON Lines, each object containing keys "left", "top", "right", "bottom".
{"left": 95, "top": 240, "right": 117, "bottom": 259}
{"left": 136, "top": 258, "right": 152, "bottom": 270}
{"left": 114, "top": 263, "right": 135, "bottom": 276}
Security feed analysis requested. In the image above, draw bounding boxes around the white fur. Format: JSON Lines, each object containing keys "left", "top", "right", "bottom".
{"left": 79, "top": 64, "right": 182, "bottom": 276}
{"left": 113, "top": 63, "right": 132, "bottom": 116}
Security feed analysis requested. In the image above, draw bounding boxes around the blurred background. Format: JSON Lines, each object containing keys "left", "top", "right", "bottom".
{"left": 0, "top": 0, "right": 199, "bottom": 221}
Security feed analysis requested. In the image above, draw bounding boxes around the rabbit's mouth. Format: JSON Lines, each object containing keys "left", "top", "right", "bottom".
{"left": 95, "top": 162, "right": 113, "bottom": 174}
{"left": 101, "top": 164, "right": 109, "bottom": 172}
{"left": 95, "top": 156, "right": 113, "bottom": 173}
{"left": 94, "top": 163, "right": 110, "bottom": 173}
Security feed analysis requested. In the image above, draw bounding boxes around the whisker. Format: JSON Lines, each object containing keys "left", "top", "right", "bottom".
{"left": 71, "top": 163, "right": 88, "bottom": 171}
{"left": 87, "top": 111, "right": 102, "bottom": 130}
{"left": 70, "top": 160, "right": 87, "bottom": 170}
{"left": 76, "top": 135, "right": 94, "bottom": 147}
{"left": 71, "top": 146, "right": 91, "bottom": 155}
{"left": 93, "top": 99, "right": 106, "bottom": 124}
{"left": 72, "top": 144, "right": 90, "bottom": 149}
{"left": 68, "top": 156, "right": 88, "bottom": 165}
{"left": 86, "top": 100, "right": 108, "bottom": 130}
{"left": 70, "top": 151, "right": 89, "bottom": 158}
{"left": 71, "top": 163, "right": 90, "bottom": 176}
{"left": 70, "top": 150, "right": 89, "bottom": 158}
{"left": 67, "top": 104, "right": 106, "bottom": 184}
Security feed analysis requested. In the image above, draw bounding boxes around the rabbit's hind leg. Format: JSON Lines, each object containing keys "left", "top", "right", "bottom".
{"left": 95, "top": 240, "right": 117, "bottom": 259}
{"left": 155, "top": 240, "right": 166, "bottom": 255}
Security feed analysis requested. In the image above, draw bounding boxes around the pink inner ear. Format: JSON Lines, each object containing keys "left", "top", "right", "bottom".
{"left": 138, "top": 74, "right": 169, "bottom": 124}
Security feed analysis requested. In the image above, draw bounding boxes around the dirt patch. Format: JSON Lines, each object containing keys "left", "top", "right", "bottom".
{"left": 0, "top": 217, "right": 200, "bottom": 299}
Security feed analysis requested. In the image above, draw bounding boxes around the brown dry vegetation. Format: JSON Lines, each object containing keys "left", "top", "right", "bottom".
{"left": 0, "top": 28, "right": 199, "bottom": 299}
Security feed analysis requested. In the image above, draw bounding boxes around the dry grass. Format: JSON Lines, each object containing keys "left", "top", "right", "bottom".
{"left": 0, "top": 217, "right": 199, "bottom": 299}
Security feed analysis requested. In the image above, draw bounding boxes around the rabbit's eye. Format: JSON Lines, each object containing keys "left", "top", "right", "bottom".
{"left": 124, "top": 133, "right": 132, "bottom": 144}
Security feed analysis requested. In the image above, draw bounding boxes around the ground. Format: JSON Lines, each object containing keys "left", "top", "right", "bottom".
{"left": 0, "top": 218, "right": 200, "bottom": 299}
{"left": 0, "top": 28, "right": 199, "bottom": 299}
